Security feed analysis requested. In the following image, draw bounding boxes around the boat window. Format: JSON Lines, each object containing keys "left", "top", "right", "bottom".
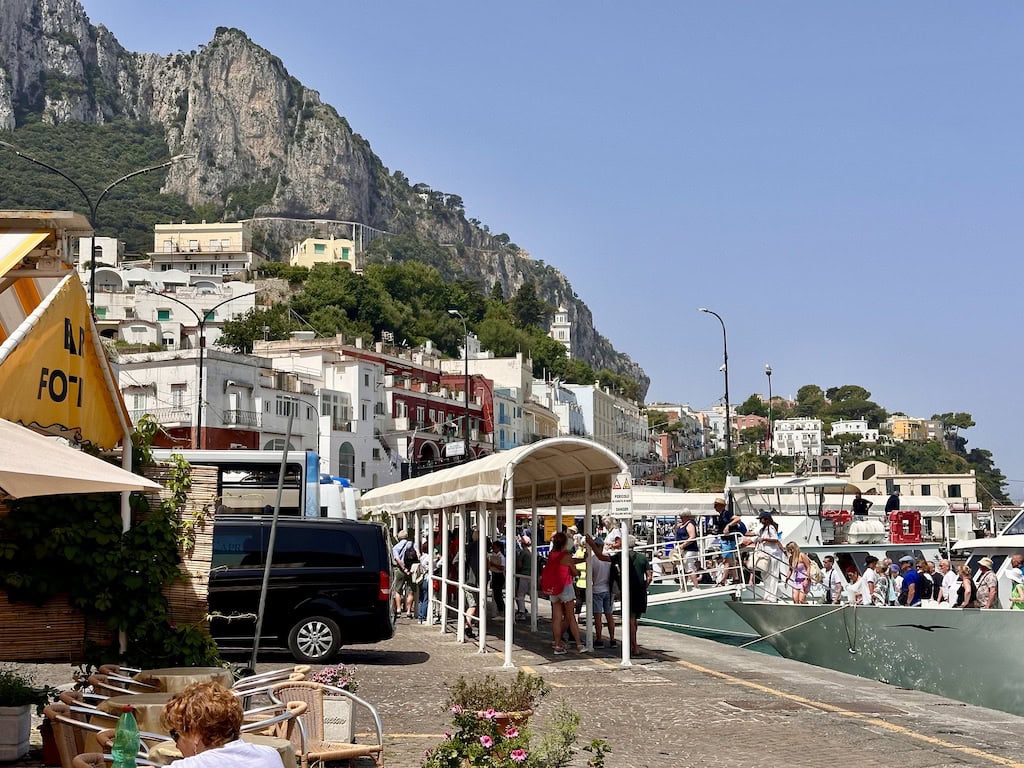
{"left": 885, "top": 549, "right": 924, "bottom": 563}
{"left": 1001, "top": 511, "right": 1024, "bottom": 536}
{"left": 835, "top": 552, "right": 868, "bottom": 579}
{"left": 966, "top": 554, "right": 1007, "bottom": 576}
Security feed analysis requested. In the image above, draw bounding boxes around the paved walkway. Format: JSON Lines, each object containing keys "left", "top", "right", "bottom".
{"left": 14, "top": 613, "right": 1024, "bottom": 767}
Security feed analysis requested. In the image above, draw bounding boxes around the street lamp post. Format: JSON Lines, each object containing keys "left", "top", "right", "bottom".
{"left": 447, "top": 309, "right": 471, "bottom": 463}
{"left": 0, "top": 140, "right": 193, "bottom": 310}
{"left": 147, "top": 289, "right": 256, "bottom": 449}
{"left": 765, "top": 364, "right": 774, "bottom": 476}
{"left": 698, "top": 308, "right": 732, "bottom": 478}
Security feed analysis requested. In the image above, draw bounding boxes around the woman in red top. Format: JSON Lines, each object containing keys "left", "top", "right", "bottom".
{"left": 546, "top": 531, "right": 584, "bottom": 654}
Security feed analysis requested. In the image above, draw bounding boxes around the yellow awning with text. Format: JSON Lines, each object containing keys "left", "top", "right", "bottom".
{"left": 0, "top": 273, "right": 129, "bottom": 448}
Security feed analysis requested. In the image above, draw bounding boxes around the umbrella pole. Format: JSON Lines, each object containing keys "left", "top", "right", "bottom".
{"left": 251, "top": 409, "right": 295, "bottom": 669}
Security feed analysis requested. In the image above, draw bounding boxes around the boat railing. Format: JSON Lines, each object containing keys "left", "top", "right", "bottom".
{"left": 639, "top": 531, "right": 751, "bottom": 593}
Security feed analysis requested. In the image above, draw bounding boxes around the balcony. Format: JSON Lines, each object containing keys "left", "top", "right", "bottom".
{"left": 130, "top": 407, "right": 191, "bottom": 426}
{"left": 223, "top": 409, "right": 261, "bottom": 428}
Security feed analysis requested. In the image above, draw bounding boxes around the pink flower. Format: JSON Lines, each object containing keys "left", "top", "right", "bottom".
{"left": 443, "top": 731, "right": 451, "bottom": 740}
{"left": 482, "top": 708, "right": 497, "bottom": 719}
{"left": 480, "top": 735, "right": 494, "bottom": 748}
{"left": 511, "top": 748, "right": 528, "bottom": 762}
{"left": 504, "top": 726, "right": 519, "bottom": 738}
{"left": 450, "top": 705, "right": 463, "bottom": 714}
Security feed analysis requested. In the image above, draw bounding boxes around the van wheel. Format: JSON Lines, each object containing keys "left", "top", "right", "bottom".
{"left": 288, "top": 616, "right": 341, "bottom": 662}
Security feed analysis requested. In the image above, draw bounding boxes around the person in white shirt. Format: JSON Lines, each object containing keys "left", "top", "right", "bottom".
{"left": 821, "top": 555, "right": 847, "bottom": 604}
{"left": 937, "top": 559, "right": 959, "bottom": 604}
{"left": 162, "top": 682, "right": 281, "bottom": 768}
{"left": 585, "top": 535, "right": 616, "bottom": 647}
{"left": 856, "top": 556, "right": 879, "bottom": 604}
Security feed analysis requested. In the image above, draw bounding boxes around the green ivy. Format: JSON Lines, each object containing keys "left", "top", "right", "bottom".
{"left": 0, "top": 419, "right": 220, "bottom": 667}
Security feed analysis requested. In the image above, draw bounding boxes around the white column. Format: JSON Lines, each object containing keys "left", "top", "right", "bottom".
{"left": 504, "top": 486, "right": 516, "bottom": 668}
{"left": 440, "top": 507, "right": 450, "bottom": 634}
{"left": 476, "top": 501, "right": 487, "bottom": 653}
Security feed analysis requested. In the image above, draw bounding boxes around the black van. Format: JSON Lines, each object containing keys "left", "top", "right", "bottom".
{"left": 208, "top": 516, "right": 395, "bottom": 662}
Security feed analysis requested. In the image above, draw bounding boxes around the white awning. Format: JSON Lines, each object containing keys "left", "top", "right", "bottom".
{"left": 359, "top": 437, "right": 627, "bottom": 515}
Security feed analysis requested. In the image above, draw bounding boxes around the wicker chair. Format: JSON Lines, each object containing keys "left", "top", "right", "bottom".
{"left": 233, "top": 665, "right": 312, "bottom": 694}
{"left": 87, "top": 673, "right": 147, "bottom": 696}
{"left": 240, "top": 700, "right": 308, "bottom": 744}
{"left": 71, "top": 753, "right": 160, "bottom": 768}
{"left": 270, "top": 681, "right": 384, "bottom": 768}
{"left": 43, "top": 704, "right": 162, "bottom": 768}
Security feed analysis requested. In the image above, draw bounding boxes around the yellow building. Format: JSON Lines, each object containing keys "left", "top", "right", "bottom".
{"left": 890, "top": 417, "right": 926, "bottom": 442}
{"left": 289, "top": 236, "right": 356, "bottom": 270}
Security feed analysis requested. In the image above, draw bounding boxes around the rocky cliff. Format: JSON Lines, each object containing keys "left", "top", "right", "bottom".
{"left": 0, "top": 0, "right": 648, "bottom": 394}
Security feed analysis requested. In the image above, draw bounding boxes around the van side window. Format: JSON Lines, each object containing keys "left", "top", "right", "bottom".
{"left": 213, "top": 526, "right": 262, "bottom": 568}
{"left": 271, "top": 528, "right": 364, "bottom": 568}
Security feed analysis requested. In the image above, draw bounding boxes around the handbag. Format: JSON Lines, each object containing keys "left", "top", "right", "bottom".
{"left": 752, "top": 550, "right": 772, "bottom": 572}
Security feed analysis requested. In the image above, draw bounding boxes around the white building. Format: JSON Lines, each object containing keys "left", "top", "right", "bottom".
{"left": 145, "top": 221, "right": 264, "bottom": 281}
{"left": 772, "top": 417, "right": 824, "bottom": 458}
{"left": 548, "top": 305, "right": 572, "bottom": 357}
{"left": 531, "top": 379, "right": 587, "bottom": 437}
{"left": 564, "top": 383, "right": 650, "bottom": 475}
{"left": 830, "top": 418, "right": 879, "bottom": 443}
{"left": 76, "top": 236, "right": 123, "bottom": 269}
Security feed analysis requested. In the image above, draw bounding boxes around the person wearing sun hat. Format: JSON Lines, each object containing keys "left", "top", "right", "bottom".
{"left": 976, "top": 556, "right": 1000, "bottom": 609}
{"left": 1005, "top": 567, "right": 1024, "bottom": 610}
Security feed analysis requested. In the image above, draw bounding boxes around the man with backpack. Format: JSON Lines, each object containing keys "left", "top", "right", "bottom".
{"left": 392, "top": 529, "right": 418, "bottom": 619}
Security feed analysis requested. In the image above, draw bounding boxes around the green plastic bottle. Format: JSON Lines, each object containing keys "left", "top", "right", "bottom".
{"left": 111, "top": 706, "right": 139, "bottom": 768}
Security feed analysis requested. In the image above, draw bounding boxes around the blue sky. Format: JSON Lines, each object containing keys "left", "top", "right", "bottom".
{"left": 81, "top": 1, "right": 1024, "bottom": 500}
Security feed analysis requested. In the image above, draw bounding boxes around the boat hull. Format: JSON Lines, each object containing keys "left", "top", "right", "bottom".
{"left": 644, "top": 584, "right": 761, "bottom": 640}
{"left": 728, "top": 601, "right": 1024, "bottom": 716}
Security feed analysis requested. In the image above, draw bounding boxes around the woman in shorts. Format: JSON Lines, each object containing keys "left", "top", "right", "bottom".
{"left": 546, "top": 531, "right": 585, "bottom": 654}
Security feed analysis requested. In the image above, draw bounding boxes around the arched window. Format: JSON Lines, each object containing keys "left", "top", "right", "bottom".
{"left": 339, "top": 442, "right": 356, "bottom": 481}
{"left": 262, "top": 439, "right": 295, "bottom": 451}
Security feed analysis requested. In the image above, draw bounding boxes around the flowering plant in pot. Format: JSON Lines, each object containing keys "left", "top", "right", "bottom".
{"left": 309, "top": 664, "right": 358, "bottom": 692}
{"left": 444, "top": 671, "right": 549, "bottom": 722}
{"left": 0, "top": 667, "right": 58, "bottom": 761}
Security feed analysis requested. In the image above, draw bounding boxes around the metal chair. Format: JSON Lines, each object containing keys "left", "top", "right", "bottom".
{"left": 87, "top": 673, "right": 148, "bottom": 696}
{"left": 232, "top": 665, "right": 311, "bottom": 694}
{"left": 71, "top": 754, "right": 160, "bottom": 768}
{"left": 270, "top": 681, "right": 384, "bottom": 768}
{"left": 43, "top": 704, "right": 164, "bottom": 768}
{"left": 240, "top": 700, "right": 308, "bottom": 744}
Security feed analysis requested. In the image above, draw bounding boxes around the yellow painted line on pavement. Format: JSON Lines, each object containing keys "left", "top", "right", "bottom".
{"left": 655, "top": 651, "right": 1024, "bottom": 768}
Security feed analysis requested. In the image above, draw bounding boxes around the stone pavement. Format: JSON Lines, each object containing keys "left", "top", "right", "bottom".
{"left": 13, "top": 612, "right": 1024, "bottom": 767}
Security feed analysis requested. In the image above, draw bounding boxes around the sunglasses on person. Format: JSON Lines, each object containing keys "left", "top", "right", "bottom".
{"left": 170, "top": 729, "right": 181, "bottom": 743}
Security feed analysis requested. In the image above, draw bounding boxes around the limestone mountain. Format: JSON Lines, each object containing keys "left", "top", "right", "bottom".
{"left": 0, "top": 0, "right": 648, "bottom": 393}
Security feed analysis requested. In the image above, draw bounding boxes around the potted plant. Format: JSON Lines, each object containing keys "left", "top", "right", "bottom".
{"left": 310, "top": 665, "right": 359, "bottom": 743}
{"left": 0, "top": 667, "right": 57, "bottom": 760}
{"left": 445, "top": 671, "right": 550, "bottom": 727}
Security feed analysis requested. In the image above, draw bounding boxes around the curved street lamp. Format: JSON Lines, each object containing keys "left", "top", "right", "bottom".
{"left": 765, "top": 364, "right": 774, "bottom": 476}
{"left": 698, "top": 308, "right": 732, "bottom": 478}
{"left": 145, "top": 288, "right": 256, "bottom": 448}
{"left": 447, "top": 309, "right": 471, "bottom": 463}
{"left": 0, "top": 139, "right": 193, "bottom": 309}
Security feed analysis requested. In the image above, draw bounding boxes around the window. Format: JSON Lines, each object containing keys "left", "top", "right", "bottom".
{"left": 360, "top": 461, "right": 366, "bottom": 478}
{"left": 204, "top": 310, "right": 215, "bottom": 322}
{"left": 221, "top": 262, "right": 231, "bottom": 273}
{"left": 416, "top": 406, "right": 425, "bottom": 425}
{"left": 948, "top": 484, "right": 961, "bottom": 497}
{"left": 360, "top": 403, "right": 367, "bottom": 420}
{"left": 363, "top": 372, "right": 370, "bottom": 386}
{"left": 338, "top": 442, "right": 355, "bottom": 480}
{"left": 342, "top": 247, "right": 351, "bottom": 260}
{"left": 157, "top": 309, "right": 171, "bottom": 321}
{"left": 271, "top": 527, "right": 364, "bottom": 567}
{"left": 95, "top": 307, "right": 107, "bottom": 318}
{"left": 262, "top": 439, "right": 295, "bottom": 451}
{"left": 188, "top": 239, "right": 199, "bottom": 251}
{"left": 314, "top": 243, "right": 326, "bottom": 254}
{"left": 171, "top": 384, "right": 186, "bottom": 408}
{"left": 275, "top": 397, "right": 299, "bottom": 417}
{"left": 211, "top": 525, "right": 262, "bottom": 569}
{"left": 921, "top": 484, "right": 931, "bottom": 496}
{"left": 163, "top": 239, "right": 174, "bottom": 252}
{"left": 221, "top": 239, "right": 231, "bottom": 250}
{"left": 132, "top": 394, "right": 146, "bottom": 411}
{"left": 372, "top": 448, "right": 381, "bottom": 460}
{"left": 209, "top": 239, "right": 220, "bottom": 250}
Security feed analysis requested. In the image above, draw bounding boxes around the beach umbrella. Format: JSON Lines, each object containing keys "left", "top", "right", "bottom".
{"left": 0, "top": 417, "right": 161, "bottom": 499}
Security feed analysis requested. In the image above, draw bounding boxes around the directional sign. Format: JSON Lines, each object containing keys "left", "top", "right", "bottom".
{"left": 610, "top": 471, "right": 634, "bottom": 519}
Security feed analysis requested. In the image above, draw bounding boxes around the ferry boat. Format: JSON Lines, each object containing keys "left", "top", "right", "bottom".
{"left": 640, "top": 476, "right": 948, "bottom": 640}
{"left": 726, "top": 507, "right": 1024, "bottom": 716}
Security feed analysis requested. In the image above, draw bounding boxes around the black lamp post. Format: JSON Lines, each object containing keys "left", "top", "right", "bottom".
{"left": 447, "top": 309, "right": 471, "bottom": 463}
{"left": 765, "top": 364, "right": 773, "bottom": 454}
{"left": 0, "top": 140, "right": 193, "bottom": 310}
{"left": 699, "top": 308, "right": 731, "bottom": 477}
{"left": 147, "top": 289, "right": 256, "bottom": 448}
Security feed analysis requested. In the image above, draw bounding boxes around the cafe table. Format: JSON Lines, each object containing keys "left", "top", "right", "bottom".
{"left": 97, "top": 692, "right": 174, "bottom": 734}
{"left": 134, "top": 666, "right": 235, "bottom": 693}
{"left": 147, "top": 734, "right": 296, "bottom": 767}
